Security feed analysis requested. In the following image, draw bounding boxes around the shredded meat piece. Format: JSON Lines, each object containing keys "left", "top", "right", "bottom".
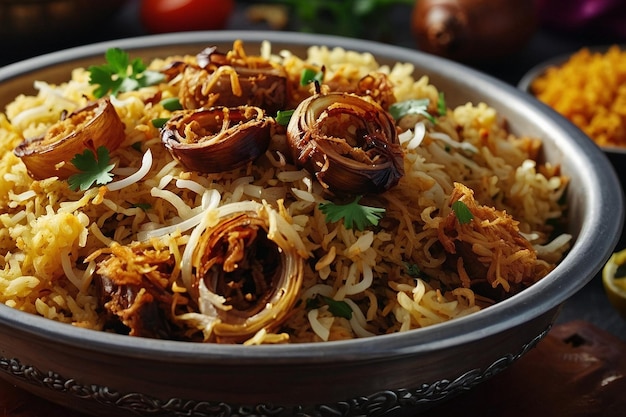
{"left": 438, "top": 183, "right": 552, "bottom": 298}
{"left": 94, "top": 243, "right": 180, "bottom": 339}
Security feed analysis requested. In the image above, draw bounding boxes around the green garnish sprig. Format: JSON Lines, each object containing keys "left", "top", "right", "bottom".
{"left": 276, "top": 109, "right": 295, "bottom": 126}
{"left": 300, "top": 68, "right": 324, "bottom": 86}
{"left": 452, "top": 200, "right": 474, "bottom": 224}
{"left": 306, "top": 295, "right": 353, "bottom": 320}
{"left": 68, "top": 146, "right": 115, "bottom": 191}
{"left": 88, "top": 48, "right": 165, "bottom": 98}
{"left": 318, "top": 195, "right": 385, "bottom": 231}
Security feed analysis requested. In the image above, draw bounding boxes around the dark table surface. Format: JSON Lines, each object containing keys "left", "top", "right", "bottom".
{"left": 1, "top": 1, "right": 625, "bottom": 415}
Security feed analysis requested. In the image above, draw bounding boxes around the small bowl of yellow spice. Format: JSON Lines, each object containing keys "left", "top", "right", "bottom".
{"left": 519, "top": 45, "right": 626, "bottom": 200}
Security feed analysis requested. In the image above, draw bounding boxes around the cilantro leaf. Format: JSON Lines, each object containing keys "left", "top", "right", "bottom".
{"left": 404, "top": 262, "right": 424, "bottom": 279}
{"left": 160, "top": 97, "right": 183, "bottom": 111}
{"left": 88, "top": 48, "right": 165, "bottom": 98}
{"left": 131, "top": 202, "right": 152, "bottom": 211}
{"left": 131, "top": 141, "right": 143, "bottom": 152}
{"left": 452, "top": 200, "right": 474, "bottom": 224}
{"left": 305, "top": 295, "right": 353, "bottom": 320}
{"left": 68, "top": 146, "right": 115, "bottom": 191}
{"left": 300, "top": 68, "right": 324, "bottom": 86}
{"left": 276, "top": 109, "right": 295, "bottom": 126}
{"left": 389, "top": 99, "right": 436, "bottom": 123}
{"left": 318, "top": 195, "right": 385, "bottom": 231}
{"left": 322, "top": 296, "right": 353, "bottom": 320}
{"left": 306, "top": 296, "right": 322, "bottom": 310}
{"left": 437, "top": 91, "right": 447, "bottom": 116}
{"left": 151, "top": 117, "right": 170, "bottom": 128}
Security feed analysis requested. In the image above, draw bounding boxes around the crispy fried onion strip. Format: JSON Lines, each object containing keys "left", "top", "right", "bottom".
{"left": 438, "top": 183, "right": 557, "bottom": 295}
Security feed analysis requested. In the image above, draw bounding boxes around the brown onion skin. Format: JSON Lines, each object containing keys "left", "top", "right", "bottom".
{"left": 411, "top": 0, "right": 537, "bottom": 62}
{"left": 13, "top": 98, "right": 125, "bottom": 180}
{"left": 161, "top": 106, "right": 272, "bottom": 173}
{"left": 286, "top": 92, "right": 404, "bottom": 195}
{"left": 192, "top": 210, "right": 304, "bottom": 343}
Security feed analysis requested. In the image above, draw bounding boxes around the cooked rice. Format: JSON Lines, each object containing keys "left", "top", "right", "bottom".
{"left": 530, "top": 45, "right": 626, "bottom": 148}
{"left": 0, "top": 41, "right": 571, "bottom": 343}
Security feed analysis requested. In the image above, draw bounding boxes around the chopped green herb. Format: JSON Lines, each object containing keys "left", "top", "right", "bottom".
{"left": 88, "top": 48, "right": 165, "bottom": 98}
{"left": 300, "top": 68, "right": 324, "bottom": 86}
{"left": 305, "top": 295, "right": 353, "bottom": 320}
{"left": 131, "top": 141, "right": 143, "bottom": 152}
{"left": 306, "top": 297, "right": 322, "bottom": 310}
{"left": 276, "top": 109, "right": 295, "bottom": 126}
{"left": 437, "top": 92, "right": 447, "bottom": 116}
{"left": 389, "top": 99, "right": 436, "bottom": 123}
{"left": 452, "top": 200, "right": 474, "bottom": 224}
{"left": 322, "top": 296, "right": 353, "bottom": 320}
{"left": 131, "top": 202, "right": 152, "bottom": 211}
{"left": 160, "top": 97, "right": 183, "bottom": 111}
{"left": 68, "top": 146, "right": 115, "bottom": 191}
{"left": 151, "top": 117, "right": 169, "bottom": 128}
{"left": 404, "top": 262, "right": 423, "bottom": 279}
{"left": 318, "top": 195, "right": 385, "bottom": 231}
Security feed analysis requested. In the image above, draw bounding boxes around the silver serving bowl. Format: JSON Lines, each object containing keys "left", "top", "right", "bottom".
{"left": 0, "top": 31, "right": 623, "bottom": 417}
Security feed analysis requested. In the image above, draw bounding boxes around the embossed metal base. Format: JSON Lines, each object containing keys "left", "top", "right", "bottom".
{"left": 0, "top": 327, "right": 549, "bottom": 417}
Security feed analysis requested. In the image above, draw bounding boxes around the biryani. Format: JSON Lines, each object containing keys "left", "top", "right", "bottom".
{"left": 530, "top": 45, "right": 626, "bottom": 148}
{"left": 0, "top": 40, "right": 571, "bottom": 344}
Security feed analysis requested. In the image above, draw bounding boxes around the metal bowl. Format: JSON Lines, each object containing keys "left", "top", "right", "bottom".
{"left": 0, "top": 31, "right": 623, "bottom": 417}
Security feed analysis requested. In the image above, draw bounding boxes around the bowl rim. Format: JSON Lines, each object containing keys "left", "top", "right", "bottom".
{"left": 0, "top": 30, "right": 622, "bottom": 363}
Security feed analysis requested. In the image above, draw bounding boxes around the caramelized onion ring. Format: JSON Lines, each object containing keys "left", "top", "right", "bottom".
{"left": 13, "top": 98, "right": 125, "bottom": 180}
{"left": 161, "top": 106, "right": 272, "bottom": 173}
{"left": 286, "top": 92, "right": 404, "bottom": 195}
{"left": 189, "top": 201, "right": 306, "bottom": 343}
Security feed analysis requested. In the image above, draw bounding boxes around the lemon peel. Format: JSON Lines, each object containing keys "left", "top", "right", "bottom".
{"left": 602, "top": 248, "right": 626, "bottom": 319}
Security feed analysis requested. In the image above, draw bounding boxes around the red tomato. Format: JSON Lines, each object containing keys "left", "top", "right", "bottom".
{"left": 140, "top": 0, "right": 235, "bottom": 34}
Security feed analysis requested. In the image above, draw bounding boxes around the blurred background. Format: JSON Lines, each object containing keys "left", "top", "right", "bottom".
{"left": 1, "top": 0, "right": 625, "bottom": 84}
